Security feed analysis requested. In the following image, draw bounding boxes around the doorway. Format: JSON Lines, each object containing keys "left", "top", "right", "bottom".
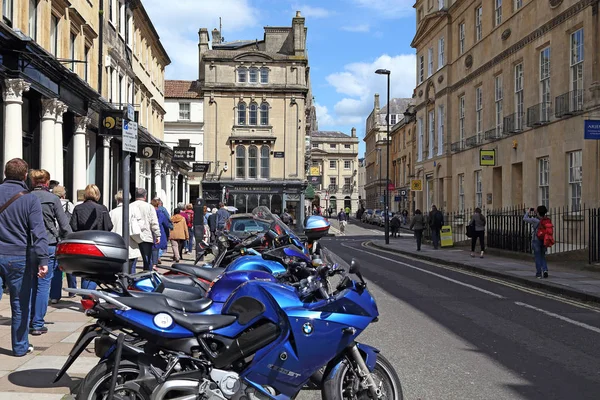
{"left": 493, "top": 167, "right": 503, "bottom": 208}
{"left": 511, "top": 163, "right": 523, "bottom": 205}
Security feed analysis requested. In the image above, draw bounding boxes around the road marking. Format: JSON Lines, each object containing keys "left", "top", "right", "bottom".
{"left": 357, "top": 241, "right": 600, "bottom": 314}
{"left": 514, "top": 301, "right": 600, "bottom": 334}
{"left": 342, "top": 242, "right": 506, "bottom": 299}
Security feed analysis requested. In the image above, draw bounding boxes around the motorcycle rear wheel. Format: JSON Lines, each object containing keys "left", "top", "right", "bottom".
{"left": 77, "top": 359, "right": 150, "bottom": 400}
{"left": 322, "top": 354, "right": 403, "bottom": 400}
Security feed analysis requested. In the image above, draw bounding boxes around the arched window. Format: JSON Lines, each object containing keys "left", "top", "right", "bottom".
{"left": 249, "top": 102, "right": 258, "bottom": 125}
{"left": 260, "top": 68, "right": 269, "bottom": 83}
{"left": 237, "top": 102, "right": 246, "bottom": 125}
{"left": 260, "top": 145, "right": 270, "bottom": 179}
{"left": 237, "top": 68, "right": 247, "bottom": 83}
{"left": 248, "top": 146, "right": 258, "bottom": 179}
{"left": 249, "top": 68, "right": 258, "bottom": 83}
{"left": 236, "top": 145, "right": 246, "bottom": 178}
{"left": 260, "top": 102, "right": 269, "bottom": 126}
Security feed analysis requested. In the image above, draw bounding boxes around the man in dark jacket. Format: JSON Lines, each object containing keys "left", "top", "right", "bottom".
{"left": 208, "top": 208, "right": 218, "bottom": 243}
{"left": 0, "top": 158, "right": 48, "bottom": 356}
{"left": 216, "top": 202, "right": 230, "bottom": 233}
{"left": 428, "top": 205, "right": 444, "bottom": 249}
{"left": 29, "top": 169, "right": 72, "bottom": 335}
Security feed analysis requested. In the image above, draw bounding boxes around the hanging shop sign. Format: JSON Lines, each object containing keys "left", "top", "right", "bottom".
{"left": 99, "top": 109, "right": 125, "bottom": 136}
{"left": 173, "top": 146, "right": 196, "bottom": 161}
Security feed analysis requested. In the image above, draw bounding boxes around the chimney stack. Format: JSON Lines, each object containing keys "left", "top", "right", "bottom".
{"left": 374, "top": 93, "right": 380, "bottom": 111}
{"left": 292, "top": 11, "right": 306, "bottom": 57}
{"left": 351, "top": 127, "right": 356, "bottom": 137}
{"left": 198, "top": 28, "right": 209, "bottom": 80}
{"left": 212, "top": 28, "right": 221, "bottom": 45}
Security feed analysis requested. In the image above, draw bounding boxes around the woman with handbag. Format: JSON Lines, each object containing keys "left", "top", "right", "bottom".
{"left": 470, "top": 207, "right": 486, "bottom": 258}
{"left": 109, "top": 190, "right": 142, "bottom": 274}
{"left": 70, "top": 185, "right": 113, "bottom": 288}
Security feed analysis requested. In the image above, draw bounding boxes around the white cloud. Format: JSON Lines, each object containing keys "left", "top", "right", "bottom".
{"left": 353, "top": 0, "right": 413, "bottom": 19}
{"left": 143, "top": 0, "right": 260, "bottom": 79}
{"left": 341, "top": 24, "right": 371, "bottom": 32}
{"left": 314, "top": 103, "right": 336, "bottom": 127}
{"left": 323, "top": 54, "right": 416, "bottom": 127}
{"left": 293, "top": 5, "right": 333, "bottom": 18}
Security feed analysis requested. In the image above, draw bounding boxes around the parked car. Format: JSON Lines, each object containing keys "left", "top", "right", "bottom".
{"left": 371, "top": 209, "right": 383, "bottom": 225}
{"left": 378, "top": 211, "right": 394, "bottom": 226}
{"left": 224, "top": 213, "right": 272, "bottom": 239}
{"left": 361, "top": 209, "right": 374, "bottom": 223}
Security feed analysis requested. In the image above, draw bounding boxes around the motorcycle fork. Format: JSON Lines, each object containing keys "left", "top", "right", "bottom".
{"left": 349, "top": 345, "right": 381, "bottom": 399}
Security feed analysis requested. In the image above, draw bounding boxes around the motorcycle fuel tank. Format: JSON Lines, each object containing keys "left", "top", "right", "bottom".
{"left": 226, "top": 255, "right": 287, "bottom": 275}
{"left": 206, "top": 270, "right": 278, "bottom": 303}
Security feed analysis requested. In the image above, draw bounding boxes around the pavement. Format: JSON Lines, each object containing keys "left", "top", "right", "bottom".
{"left": 1, "top": 223, "right": 600, "bottom": 399}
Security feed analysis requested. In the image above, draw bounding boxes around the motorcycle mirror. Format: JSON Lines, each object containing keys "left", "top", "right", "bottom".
{"left": 350, "top": 259, "right": 361, "bottom": 274}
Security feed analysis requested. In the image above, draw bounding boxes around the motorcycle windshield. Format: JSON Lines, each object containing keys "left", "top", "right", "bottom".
{"left": 320, "top": 247, "right": 351, "bottom": 273}
{"left": 251, "top": 206, "right": 303, "bottom": 245}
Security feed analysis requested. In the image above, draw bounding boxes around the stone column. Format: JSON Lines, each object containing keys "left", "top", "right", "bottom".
{"left": 173, "top": 170, "right": 179, "bottom": 209}
{"left": 2, "top": 79, "right": 31, "bottom": 164}
{"left": 54, "top": 101, "right": 68, "bottom": 184}
{"left": 40, "top": 99, "right": 58, "bottom": 176}
{"left": 154, "top": 160, "right": 163, "bottom": 201}
{"left": 73, "top": 116, "right": 90, "bottom": 201}
{"left": 102, "top": 137, "right": 111, "bottom": 208}
{"left": 165, "top": 166, "right": 172, "bottom": 213}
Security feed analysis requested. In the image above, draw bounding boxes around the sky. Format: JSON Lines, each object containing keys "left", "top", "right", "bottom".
{"left": 144, "top": 0, "right": 417, "bottom": 156}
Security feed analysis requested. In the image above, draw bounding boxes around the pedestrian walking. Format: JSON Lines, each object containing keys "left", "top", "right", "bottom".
{"left": 29, "top": 170, "right": 72, "bottom": 334}
{"left": 469, "top": 207, "right": 486, "bottom": 258}
{"left": 0, "top": 158, "right": 48, "bottom": 356}
{"left": 402, "top": 209, "right": 409, "bottom": 225}
{"left": 216, "top": 202, "right": 230, "bottom": 235}
{"left": 170, "top": 208, "right": 189, "bottom": 262}
{"left": 410, "top": 209, "right": 425, "bottom": 251}
{"left": 109, "top": 190, "right": 141, "bottom": 274}
{"left": 50, "top": 185, "right": 76, "bottom": 299}
{"left": 202, "top": 205, "right": 211, "bottom": 244}
{"left": 337, "top": 208, "right": 348, "bottom": 234}
{"left": 524, "top": 206, "right": 555, "bottom": 279}
{"left": 390, "top": 213, "right": 401, "bottom": 237}
{"left": 208, "top": 208, "right": 218, "bottom": 243}
{"left": 130, "top": 188, "right": 161, "bottom": 271}
{"left": 428, "top": 205, "right": 444, "bottom": 249}
{"left": 70, "top": 184, "right": 113, "bottom": 289}
{"left": 152, "top": 199, "right": 171, "bottom": 269}
{"left": 181, "top": 204, "right": 195, "bottom": 254}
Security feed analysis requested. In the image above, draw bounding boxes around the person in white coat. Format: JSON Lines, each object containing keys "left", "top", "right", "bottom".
{"left": 109, "top": 190, "right": 142, "bottom": 274}
{"left": 130, "top": 188, "right": 160, "bottom": 271}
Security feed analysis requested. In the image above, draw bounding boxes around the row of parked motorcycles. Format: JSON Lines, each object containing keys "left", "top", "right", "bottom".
{"left": 53, "top": 206, "right": 403, "bottom": 400}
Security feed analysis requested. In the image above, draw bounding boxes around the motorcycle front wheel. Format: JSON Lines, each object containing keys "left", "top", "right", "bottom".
{"left": 77, "top": 359, "right": 149, "bottom": 400}
{"left": 322, "top": 354, "right": 403, "bottom": 400}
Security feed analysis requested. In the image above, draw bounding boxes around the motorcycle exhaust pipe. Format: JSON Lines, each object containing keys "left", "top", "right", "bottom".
{"left": 150, "top": 379, "right": 198, "bottom": 400}
{"left": 213, "top": 322, "right": 279, "bottom": 369}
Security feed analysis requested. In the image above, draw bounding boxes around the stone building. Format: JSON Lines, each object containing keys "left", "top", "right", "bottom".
{"left": 198, "top": 11, "right": 311, "bottom": 223}
{"left": 363, "top": 95, "right": 414, "bottom": 209}
{"left": 164, "top": 80, "right": 204, "bottom": 208}
{"left": 309, "top": 129, "right": 360, "bottom": 213}
{"left": 357, "top": 158, "right": 366, "bottom": 208}
{"left": 390, "top": 105, "right": 416, "bottom": 213}
{"left": 411, "top": 0, "right": 600, "bottom": 213}
{"left": 0, "top": 0, "right": 171, "bottom": 209}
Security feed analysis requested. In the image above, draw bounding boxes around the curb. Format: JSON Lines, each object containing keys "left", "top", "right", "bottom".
{"left": 368, "top": 241, "right": 600, "bottom": 304}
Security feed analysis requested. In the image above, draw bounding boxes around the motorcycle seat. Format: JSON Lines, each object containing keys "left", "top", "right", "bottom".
{"left": 119, "top": 295, "right": 236, "bottom": 333}
{"left": 170, "top": 264, "right": 225, "bottom": 282}
{"left": 161, "top": 274, "right": 197, "bottom": 287}
{"left": 123, "top": 291, "right": 212, "bottom": 314}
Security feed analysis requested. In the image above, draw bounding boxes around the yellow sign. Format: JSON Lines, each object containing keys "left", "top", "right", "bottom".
{"left": 440, "top": 225, "right": 454, "bottom": 247}
{"left": 480, "top": 149, "right": 496, "bottom": 166}
{"left": 309, "top": 166, "right": 321, "bottom": 176}
{"left": 410, "top": 179, "right": 423, "bottom": 191}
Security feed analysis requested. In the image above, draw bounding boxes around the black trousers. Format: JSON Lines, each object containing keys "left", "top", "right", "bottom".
{"left": 414, "top": 229, "right": 423, "bottom": 250}
{"left": 471, "top": 230, "right": 485, "bottom": 252}
{"left": 138, "top": 242, "right": 154, "bottom": 271}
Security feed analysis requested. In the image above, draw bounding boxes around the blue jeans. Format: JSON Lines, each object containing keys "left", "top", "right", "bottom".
{"left": 187, "top": 228, "right": 194, "bottom": 252}
{"left": 129, "top": 258, "right": 138, "bottom": 275}
{"left": 81, "top": 279, "right": 97, "bottom": 290}
{"left": 30, "top": 246, "right": 56, "bottom": 330}
{"left": 0, "top": 255, "right": 33, "bottom": 356}
{"left": 50, "top": 263, "right": 76, "bottom": 300}
{"left": 532, "top": 240, "right": 548, "bottom": 275}
{"left": 151, "top": 249, "right": 164, "bottom": 267}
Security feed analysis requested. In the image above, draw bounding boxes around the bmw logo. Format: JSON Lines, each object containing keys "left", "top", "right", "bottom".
{"left": 302, "top": 322, "right": 313, "bottom": 335}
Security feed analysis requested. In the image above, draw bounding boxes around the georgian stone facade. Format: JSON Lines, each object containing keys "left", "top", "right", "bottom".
{"left": 412, "top": 0, "right": 600, "bottom": 213}
{"left": 199, "top": 12, "right": 311, "bottom": 223}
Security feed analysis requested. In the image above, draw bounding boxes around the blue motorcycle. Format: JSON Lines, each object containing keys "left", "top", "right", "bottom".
{"left": 55, "top": 251, "right": 402, "bottom": 400}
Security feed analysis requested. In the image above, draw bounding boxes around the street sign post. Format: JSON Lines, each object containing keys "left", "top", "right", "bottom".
{"left": 122, "top": 120, "right": 138, "bottom": 153}
{"left": 127, "top": 104, "right": 135, "bottom": 121}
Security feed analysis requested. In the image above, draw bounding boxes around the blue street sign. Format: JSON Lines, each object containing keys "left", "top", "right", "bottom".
{"left": 584, "top": 120, "right": 600, "bottom": 140}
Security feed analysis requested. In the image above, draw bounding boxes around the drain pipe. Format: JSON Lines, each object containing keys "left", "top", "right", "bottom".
{"left": 98, "top": 0, "right": 104, "bottom": 93}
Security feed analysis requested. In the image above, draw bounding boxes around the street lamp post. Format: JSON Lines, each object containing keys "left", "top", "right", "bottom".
{"left": 375, "top": 69, "right": 391, "bottom": 244}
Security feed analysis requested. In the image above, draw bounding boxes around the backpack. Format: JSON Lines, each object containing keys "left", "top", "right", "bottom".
{"left": 183, "top": 211, "right": 193, "bottom": 228}
{"left": 536, "top": 217, "right": 555, "bottom": 248}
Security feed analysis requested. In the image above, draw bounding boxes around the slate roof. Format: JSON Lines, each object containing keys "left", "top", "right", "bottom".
{"left": 311, "top": 131, "right": 352, "bottom": 138}
{"left": 165, "top": 80, "right": 201, "bottom": 99}
{"left": 213, "top": 40, "right": 257, "bottom": 49}
{"left": 378, "top": 98, "right": 414, "bottom": 125}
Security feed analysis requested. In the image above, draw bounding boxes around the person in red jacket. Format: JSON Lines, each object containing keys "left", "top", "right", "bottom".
{"left": 181, "top": 203, "right": 195, "bottom": 254}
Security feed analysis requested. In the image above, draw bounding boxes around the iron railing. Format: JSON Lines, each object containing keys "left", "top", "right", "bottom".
{"left": 555, "top": 90, "right": 584, "bottom": 118}
{"left": 591, "top": 208, "right": 600, "bottom": 264}
{"left": 503, "top": 112, "right": 524, "bottom": 134}
{"left": 527, "top": 102, "right": 551, "bottom": 126}
{"left": 450, "top": 140, "right": 465, "bottom": 153}
{"left": 328, "top": 184, "right": 338, "bottom": 192}
{"left": 484, "top": 128, "right": 500, "bottom": 141}
{"left": 342, "top": 185, "right": 352, "bottom": 194}
{"left": 465, "top": 134, "right": 480, "bottom": 147}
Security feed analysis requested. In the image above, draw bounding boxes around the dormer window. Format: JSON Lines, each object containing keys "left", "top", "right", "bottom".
{"left": 238, "top": 68, "right": 247, "bottom": 83}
